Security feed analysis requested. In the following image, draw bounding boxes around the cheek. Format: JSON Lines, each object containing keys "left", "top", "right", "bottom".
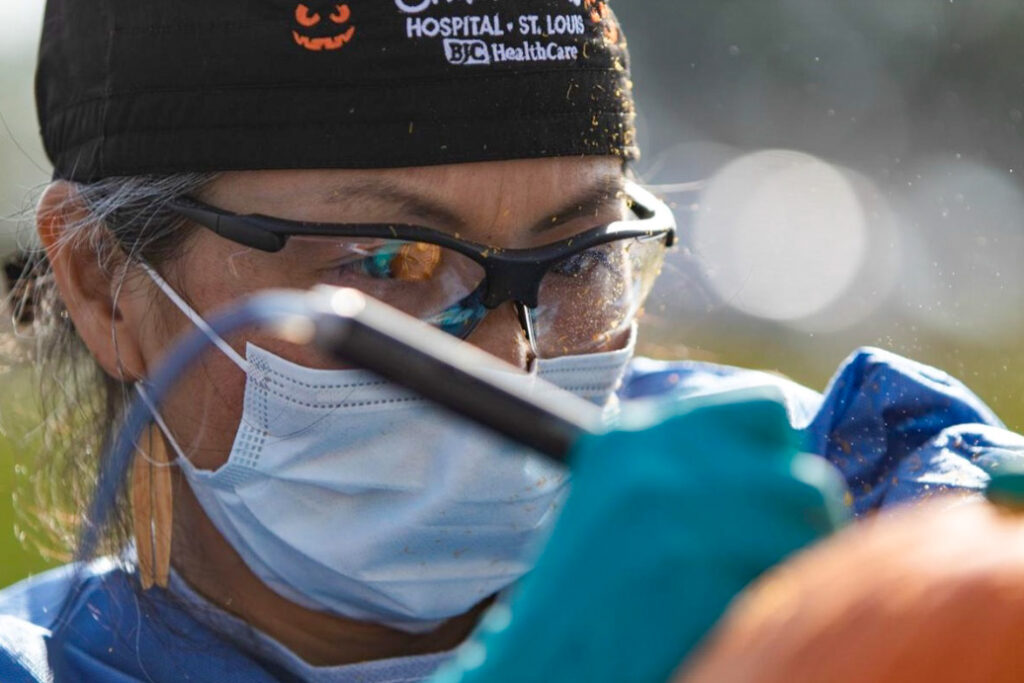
{"left": 137, "top": 240, "right": 271, "bottom": 471}
{"left": 162, "top": 347, "right": 247, "bottom": 471}
{"left": 138, "top": 236, "right": 353, "bottom": 471}
{"left": 159, "top": 335, "right": 350, "bottom": 471}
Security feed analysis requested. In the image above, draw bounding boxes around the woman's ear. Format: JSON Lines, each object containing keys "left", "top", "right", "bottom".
{"left": 37, "top": 181, "right": 149, "bottom": 381}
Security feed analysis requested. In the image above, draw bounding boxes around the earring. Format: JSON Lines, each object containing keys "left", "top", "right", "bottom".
{"left": 131, "top": 424, "right": 173, "bottom": 590}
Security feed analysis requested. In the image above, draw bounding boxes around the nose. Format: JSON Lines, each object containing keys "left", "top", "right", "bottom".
{"left": 464, "top": 302, "right": 534, "bottom": 370}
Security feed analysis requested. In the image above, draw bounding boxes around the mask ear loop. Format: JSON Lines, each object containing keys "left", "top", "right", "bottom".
{"left": 135, "top": 383, "right": 192, "bottom": 467}
{"left": 137, "top": 261, "right": 253, "bottom": 375}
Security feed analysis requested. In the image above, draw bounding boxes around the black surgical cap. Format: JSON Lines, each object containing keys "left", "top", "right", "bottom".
{"left": 35, "top": 0, "right": 637, "bottom": 182}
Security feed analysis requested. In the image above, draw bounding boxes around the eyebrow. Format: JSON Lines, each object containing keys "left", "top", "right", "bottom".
{"left": 319, "top": 173, "right": 626, "bottom": 235}
{"left": 529, "top": 175, "right": 627, "bottom": 234}
{"left": 321, "top": 178, "right": 468, "bottom": 232}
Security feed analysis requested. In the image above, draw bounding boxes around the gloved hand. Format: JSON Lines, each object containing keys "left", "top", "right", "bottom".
{"left": 431, "top": 385, "right": 851, "bottom": 683}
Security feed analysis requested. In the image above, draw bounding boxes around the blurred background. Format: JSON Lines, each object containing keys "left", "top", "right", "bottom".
{"left": 2, "top": 1, "right": 1024, "bottom": 586}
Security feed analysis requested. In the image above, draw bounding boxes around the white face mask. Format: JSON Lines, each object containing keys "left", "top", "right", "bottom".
{"left": 142, "top": 267, "right": 635, "bottom": 631}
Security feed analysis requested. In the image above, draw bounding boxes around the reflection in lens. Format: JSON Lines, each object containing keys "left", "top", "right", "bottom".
{"left": 424, "top": 284, "right": 489, "bottom": 339}
{"left": 388, "top": 242, "right": 442, "bottom": 281}
{"left": 287, "top": 237, "right": 486, "bottom": 321}
{"left": 531, "top": 236, "right": 667, "bottom": 358}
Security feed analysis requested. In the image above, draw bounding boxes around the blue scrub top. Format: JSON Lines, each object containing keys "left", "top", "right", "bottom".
{"left": 2, "top": 347, "right": 1022, "bottom": 682}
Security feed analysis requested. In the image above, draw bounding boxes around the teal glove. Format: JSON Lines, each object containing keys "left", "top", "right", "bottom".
{"left": 431, "top": 386, "right": 850, "bottom": 683}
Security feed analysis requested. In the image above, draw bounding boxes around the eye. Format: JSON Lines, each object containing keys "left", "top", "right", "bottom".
{"left": 551, "top": 245, "right": 613, "bottom": 278}
{"left": 330, "top": 4, "right": 352, "bottom": 24}
{"left": 295, "top": 4, "right": 321, "bottom": 27}
{"left": 337, "top": 243, "right": 442, "bottom": 282}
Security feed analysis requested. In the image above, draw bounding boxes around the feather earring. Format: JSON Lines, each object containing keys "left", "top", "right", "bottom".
{"left": 131, "top": 424, "right": 172, "bottom": 590}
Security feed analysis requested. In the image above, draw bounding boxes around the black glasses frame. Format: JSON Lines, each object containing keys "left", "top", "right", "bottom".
{"left": 166, "top": 181, "right": 676, "bottom": 310}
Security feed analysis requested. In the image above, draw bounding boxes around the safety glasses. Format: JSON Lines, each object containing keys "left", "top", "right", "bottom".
{"left": 166, "top": 182, "right": 676, "bottom": 358}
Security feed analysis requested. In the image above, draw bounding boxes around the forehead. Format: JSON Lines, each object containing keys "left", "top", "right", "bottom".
{"left": 200, "top": 157, "right": 626, "bottom": 225}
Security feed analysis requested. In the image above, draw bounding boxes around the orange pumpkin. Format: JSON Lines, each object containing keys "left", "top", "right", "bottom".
{"left": 293, "top": 3, "right": 355, "bottom": 52}
{"left": 678, "top": 498, "right": 1024, "bottom": 683}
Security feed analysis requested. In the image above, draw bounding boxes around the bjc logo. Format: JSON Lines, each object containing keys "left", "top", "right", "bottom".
{"left": 444, "top": 39, "right": 490, "bottom": 65}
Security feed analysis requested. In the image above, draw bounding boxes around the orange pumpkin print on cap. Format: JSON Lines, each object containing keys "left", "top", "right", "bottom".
{"left": 583, "top": 0, "right": 620, "bottom": 44}
{"left": 293, "top": 3, "right": 355, "bottom": 52}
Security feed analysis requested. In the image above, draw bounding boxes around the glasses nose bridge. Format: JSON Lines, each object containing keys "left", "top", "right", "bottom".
{"left": 480, "top": 260, "right": 547, "bottom": 310}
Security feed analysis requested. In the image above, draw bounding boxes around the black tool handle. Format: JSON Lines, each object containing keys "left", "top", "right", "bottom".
{"left": 310, "top": 288, "right": 602, "bottom": 462}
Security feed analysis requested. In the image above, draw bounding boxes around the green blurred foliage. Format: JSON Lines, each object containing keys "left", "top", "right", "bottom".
{"left": 0, "top": 368, "right": 57, "bottom": 588}
{"left": 0, "top": 443, "right": 51, "bottom": 587}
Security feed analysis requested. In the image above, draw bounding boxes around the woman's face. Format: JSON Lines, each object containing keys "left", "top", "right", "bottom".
{"left": 131, "top": 156, "right": 628, "bottom": 471}
{"left": 37, "top": 155, "right": 629, "bottom": 651}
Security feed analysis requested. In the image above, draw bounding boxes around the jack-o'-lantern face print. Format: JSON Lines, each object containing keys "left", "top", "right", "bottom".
{"left": 293, "top": 3, "right": 355, "bottom": 51}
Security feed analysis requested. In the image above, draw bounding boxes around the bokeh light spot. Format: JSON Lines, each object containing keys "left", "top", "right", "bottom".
{"left": 692, "top": 149, "right": 868, "bottom": 322}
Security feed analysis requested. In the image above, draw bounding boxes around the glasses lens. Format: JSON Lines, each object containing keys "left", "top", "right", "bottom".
{"left": 530, "top": 235, "right": 668, "bottom": 358}
{"left": 284, "top": 237, "right": 487, "bottom": 333}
